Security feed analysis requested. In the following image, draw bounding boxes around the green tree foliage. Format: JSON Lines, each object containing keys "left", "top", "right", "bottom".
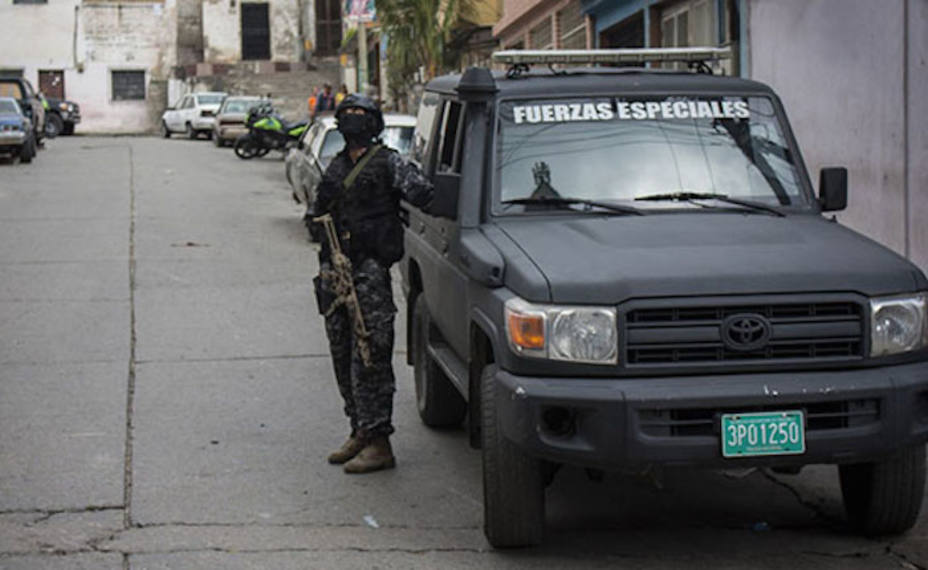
{"left": 377, "top": 0, "right": 459, "bottom": 106}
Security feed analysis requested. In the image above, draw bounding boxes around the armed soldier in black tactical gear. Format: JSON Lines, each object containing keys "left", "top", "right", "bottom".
{"left": 311, "top": 94, "right": 433, "bottom": 474}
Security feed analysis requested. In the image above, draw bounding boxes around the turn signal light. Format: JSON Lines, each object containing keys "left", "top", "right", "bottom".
{"left": 507, "top": 311, "right": 545, "bottom": 350}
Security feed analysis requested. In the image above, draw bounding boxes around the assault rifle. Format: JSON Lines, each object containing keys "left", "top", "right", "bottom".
{"left": 314, "top": 214, "right": 372, "bottom": 368}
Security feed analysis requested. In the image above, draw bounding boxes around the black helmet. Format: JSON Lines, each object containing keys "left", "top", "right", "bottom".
{"left": 335, "top": 93, "right": 384, "bottom": 136}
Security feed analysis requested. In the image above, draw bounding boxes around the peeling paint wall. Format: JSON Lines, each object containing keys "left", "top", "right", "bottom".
{"left": 203, "top": 0, "right": 241, "bottom": 62}
{"left": 77, "top": 0, "right": 178, "bottom": 132}
{"left": 0, "top": 0, "right": 178, "bottom": 133}
{"left": 203, "top": 0, "right": 303, "bottom": 63}
{"left": 177, "top": 0, "right": 204, "bottom": 65}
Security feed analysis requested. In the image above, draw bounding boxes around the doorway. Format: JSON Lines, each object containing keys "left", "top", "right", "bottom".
{"left": 39, "top": 70, "right": 65, "bottom": 99}
{"left": 241, "top": 3, "right": 271, "bottom": 60}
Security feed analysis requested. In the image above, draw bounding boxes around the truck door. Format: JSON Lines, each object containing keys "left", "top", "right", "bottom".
{"left": 423, "top": 98, "right": 470, "bottom": 356}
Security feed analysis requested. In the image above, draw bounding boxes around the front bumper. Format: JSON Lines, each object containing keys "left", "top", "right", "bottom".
{"left": 61, "top": 110, "right": 81, "bottom": 124}
{"left": 494, "top": 361, "right": 928, "bottom": 470}
{"left": 216, "top": 124, "right": 247, "bottom": 141}
{"left": 192, "top": 117, "right": 216, "bottom": 131}
{"left": 0, "top": 132, "right": 26, "bottom": 147}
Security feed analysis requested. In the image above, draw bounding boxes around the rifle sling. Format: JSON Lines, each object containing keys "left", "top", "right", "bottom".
{"left": 342, "top": 144, "right": 383, "bottom": 191}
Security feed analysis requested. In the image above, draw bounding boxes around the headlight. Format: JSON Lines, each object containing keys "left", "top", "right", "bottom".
{"left": 505, "top": 297, "right": 617, "bottom": 364}
{"left": 870, "top": 293, "right": 927, "bottom": 356}
{"left": 59, "top": 102, "right": 68, "bottom": 110}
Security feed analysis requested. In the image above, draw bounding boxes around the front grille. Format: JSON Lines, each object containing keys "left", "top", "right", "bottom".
{"left": 639, "top": 398, "right": 880, "bottom": 437}
{"left": 626, "top": 301, "right": 864, "bottom": 366}
{"left": 200, "top": 110, "right": 215, "bottom": 117}
{"left": 220, "top": 119, "right": 243, "bottom": 125}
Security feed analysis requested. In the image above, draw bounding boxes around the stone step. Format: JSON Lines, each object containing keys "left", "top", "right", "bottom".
{"left": 187, "top": 63, "right": 343, "bottom": 120}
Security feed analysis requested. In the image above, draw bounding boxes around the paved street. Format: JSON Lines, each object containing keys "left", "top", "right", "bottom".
{"left": 0, "top": 136, "right": 926, "bottom": 569}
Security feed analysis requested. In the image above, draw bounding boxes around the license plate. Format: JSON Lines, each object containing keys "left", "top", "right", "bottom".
{"left": 721, "top": 410, "right": 805, "bottom": 458}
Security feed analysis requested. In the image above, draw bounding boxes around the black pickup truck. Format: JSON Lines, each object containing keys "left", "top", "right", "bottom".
{"left": 400, "top": 49, "right": 928, "bottom": 548}
{"left": 0, "top": 77, "right": 45, "bottom": 146}
{"left": 43, "top": 96, "right": 81, "bottom": 137}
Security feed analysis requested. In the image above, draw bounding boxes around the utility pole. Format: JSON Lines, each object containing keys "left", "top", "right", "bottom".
{"left": 358, "top": 21, "right": 368, "bottom": 94}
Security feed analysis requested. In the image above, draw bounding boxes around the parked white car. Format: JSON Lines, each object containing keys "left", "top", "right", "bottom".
{"left": 160, "top": 92, "right": 227, "bottom": 139}
{"left": 285, "top": 112, "right": 416, "bottom": 208}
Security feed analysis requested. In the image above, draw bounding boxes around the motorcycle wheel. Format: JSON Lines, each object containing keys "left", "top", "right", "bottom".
{"left": 256, "top": 147, "right": 271, "bottom": 157}
{"left": 233, "top": 135, "right": 260, "bottom": 159}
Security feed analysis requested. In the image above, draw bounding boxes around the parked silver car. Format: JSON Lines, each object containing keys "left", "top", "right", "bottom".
{"left": 160, "top": 92, "right": 227, "bottom": 139}
{"left": 212, "top": 95, "right": 264, "bottom": 147}
{"left": 285, "top": 112, "right": 416, "bottom": 207}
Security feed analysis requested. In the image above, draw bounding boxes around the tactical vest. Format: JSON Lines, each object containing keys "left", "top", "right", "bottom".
{"left": 329, "top": 147, "right": 405, "bottom": 265}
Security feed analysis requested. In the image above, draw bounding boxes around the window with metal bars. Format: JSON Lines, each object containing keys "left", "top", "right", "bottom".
{"left": 111, "top": 70, "right": 145, "bottom": 101}
{"left": 529, "top": 17, "right": 553, "bottom": 49}
{"left": 557, "top": 0, "right": 586, "bottom": 49}
{"left": 315, "top": 0, "right": 342, "bottom": 56}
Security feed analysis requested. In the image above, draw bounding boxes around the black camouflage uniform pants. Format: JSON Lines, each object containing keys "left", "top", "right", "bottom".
{"left": 320, "top": 257, "right": 397, "bottom": 438}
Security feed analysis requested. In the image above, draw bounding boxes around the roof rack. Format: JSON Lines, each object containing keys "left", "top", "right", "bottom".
{"left": 492, "top": 47, "right": 732, "bottom": 77}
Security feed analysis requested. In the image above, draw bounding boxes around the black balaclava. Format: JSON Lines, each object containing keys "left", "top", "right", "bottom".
{"left": 338, "top": 111, "right": 374, "bottom": 149}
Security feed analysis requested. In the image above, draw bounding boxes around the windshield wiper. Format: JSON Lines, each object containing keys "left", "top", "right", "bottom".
{"left": 501, "top": 197, "right": 645, "bottom": 216}
{"left": 633, "top": 192, "right": 786, "bottom": 217}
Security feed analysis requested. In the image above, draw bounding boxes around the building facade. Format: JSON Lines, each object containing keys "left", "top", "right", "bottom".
{"left": 0, "top": 0, "right": 342, "bottom": 133}
{"left": 492, "top": 0, "right": 927, "bottom": 271}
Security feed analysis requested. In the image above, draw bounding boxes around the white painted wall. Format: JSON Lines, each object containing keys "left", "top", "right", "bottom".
{"left": 747, "top": 0, "right": 927, "bottom": 272}
{"left": 0, "top": 0, "right": 178, "bottom": 133}
{"left": 203, "top": 0, "right": 241, "bottom": 62}
{"left": 203, "top": 0, "right": 302, "bottom": 63}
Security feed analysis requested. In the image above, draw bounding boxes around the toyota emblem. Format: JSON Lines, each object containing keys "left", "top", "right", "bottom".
{"left": 721, "top": 314, "right": 772, "bottom": 352}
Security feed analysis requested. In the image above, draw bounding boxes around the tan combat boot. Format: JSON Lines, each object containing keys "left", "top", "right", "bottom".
{"left": 327, "top": 434, "right": 366, "bottom": 465}
{"left": 343, "top": 436, "right": 396, "bottom": 474}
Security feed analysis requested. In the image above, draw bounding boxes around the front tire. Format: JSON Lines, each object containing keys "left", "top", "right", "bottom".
{"left": 160, "top": 121, "right": 171, "bottom": 138}
{"left": 19, "top": 136, "right": 36, "bottom": 164}
{"left": 481, "top": 364, "right": 544, "bottom": 548}
{"left": 45, "top": 113, "right": 63, "bottom": 138}
{"left": 412, "top": 295, "right": 467, "bottom": 427}
{"left": 840, "top": 444, "right": 926, "bottom": 536}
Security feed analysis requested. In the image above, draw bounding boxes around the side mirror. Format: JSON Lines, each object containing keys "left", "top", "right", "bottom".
{"left": 431, "top": 172, "right": 460, "bottom": 219}
{"left": 819, "top": 167, "right": 848, "bottom": 212}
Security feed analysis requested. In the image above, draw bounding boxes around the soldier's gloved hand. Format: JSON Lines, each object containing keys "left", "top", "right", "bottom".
{"left": 304, "top": 209, "right": 323, "bottom": 243}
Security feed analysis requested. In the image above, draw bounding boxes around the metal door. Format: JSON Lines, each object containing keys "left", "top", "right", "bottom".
{"left": 241, "top": 3, "right": 271, "bottom": 60}
{"left": 38, "top": 70, "right": 64, "bottom": 99}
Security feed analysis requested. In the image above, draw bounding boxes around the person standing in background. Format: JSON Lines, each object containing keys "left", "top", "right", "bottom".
{"left": 308, "top": 86, "right": 320, "bottom": 117}
{"left": 314, "top": 84, "right": 336, "bottom": 117}
{"left": 335, "top": 84, "right": 349, "bottom": 106}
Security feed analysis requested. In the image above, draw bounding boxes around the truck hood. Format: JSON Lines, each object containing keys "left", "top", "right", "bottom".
{"left": 494, "top": 213, "right": 925, "bottom": 304}
{"left": 217, "top": 112, "right": 247, "bottom": 122}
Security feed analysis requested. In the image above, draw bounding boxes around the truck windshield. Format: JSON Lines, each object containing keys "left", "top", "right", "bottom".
{"left": 496, "top": 96, "right": 810, "bottom": 212}
{"left": 197, "top": 94, "right": 225, "bottom": 105}
{"left": 0, "top": 99, "right": 21, "bottom": 115}
{"left": 221, "top": 99, "right": 256, "bottom": 113}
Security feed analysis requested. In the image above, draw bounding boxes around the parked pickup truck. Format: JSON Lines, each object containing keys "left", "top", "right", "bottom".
{"left": 400, "top": 48, "right": 928, "bottom": 548}
{"left": 0, "top": 77, "right": 45, "bottom": 146}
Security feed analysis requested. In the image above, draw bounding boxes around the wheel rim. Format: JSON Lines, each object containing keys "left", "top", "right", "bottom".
{"left": 234, "top": 138, "right": 258, "bottom": 159}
